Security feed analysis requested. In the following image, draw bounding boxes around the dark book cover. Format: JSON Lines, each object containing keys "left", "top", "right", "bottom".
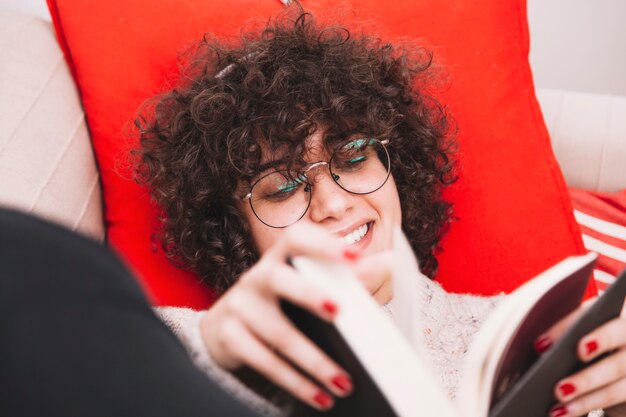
{"left": 489, "top": 258, "right": 596, "bottom": 407}
{"left": 280, "top": 300, "right": 399, "bottom": 417}
{"left": 490, "top": 267, "right": 626, "bottom": 417}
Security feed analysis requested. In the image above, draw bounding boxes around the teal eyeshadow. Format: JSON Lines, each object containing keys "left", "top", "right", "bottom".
{"left": 349, "top": 155, "right": 366, "bottom": 163}
{"left": 277, "top": 184, "right": 297, "bottom": 193}
{"left": 345, "top": 138, "right": 367, "bottom": 149}
{"left": 277, "top": 176, "right": 305, "bottom": 193}
{"left": 344, "top": 138, "right": 376, "bottom": 150}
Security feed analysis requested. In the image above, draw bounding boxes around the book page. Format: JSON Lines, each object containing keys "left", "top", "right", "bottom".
{"left": 390, "top": 227, "right": 426, "bottom": 352}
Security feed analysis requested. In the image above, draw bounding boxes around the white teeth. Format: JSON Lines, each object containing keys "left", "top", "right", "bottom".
{"left": 341, "top": 223, "right": 369, "bottom": 246}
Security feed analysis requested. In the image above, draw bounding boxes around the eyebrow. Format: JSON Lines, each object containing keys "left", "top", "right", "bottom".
{"left": 257, "top": 158, "right": 289, "bottom": 174}
{"left": 251, "top": 157, "right": 296, "bottom": 184}
{"left": 251, "top": 133, "right": 369, "bottom": 181}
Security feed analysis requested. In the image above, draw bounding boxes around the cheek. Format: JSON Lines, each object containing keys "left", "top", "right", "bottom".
{"left": 383, "top": 176, "right": 402, "bottom": 224}
{"left": 382, "top": 177, "right": 402, "bottom": 249}
{"left": 242, "top": 204, "right": 281, "bottom": 255}
{"left": 250, "top": 223, "right": 281, "bottom": 254}
{"left": 365, "top": 176, "right": 401, "bottom": 251}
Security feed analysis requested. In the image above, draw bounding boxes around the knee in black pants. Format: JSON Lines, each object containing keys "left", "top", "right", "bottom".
{"left": 0, "top": 208, "right": 260, "bottom": 417}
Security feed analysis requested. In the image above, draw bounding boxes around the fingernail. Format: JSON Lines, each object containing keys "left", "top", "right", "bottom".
{"left": 534, "top": 336, "right": 552, "bottom": 354}
{"left": 585, "top": 340, "right": 599, "bottom": 356}
{"left": 558, "top": 382, "right": 576, "bottom": 397}
{"left": 322, "top": 300, "right": 339, "bottom": 316}
{"left": 331, "top": 374, "right": 353, "bottom": 393}
{"left": 550, "top": 404, "right": 568, "bottom": 417}
{"left": 313, "top": 391, "right": 334, "bottom": 409}
{"left": 342, "top": 246, "right": 361, "bottom": 261}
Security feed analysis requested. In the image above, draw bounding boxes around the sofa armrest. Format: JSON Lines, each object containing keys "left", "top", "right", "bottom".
{"left": 537, "top": 88, "right": 626, "bottom": 193}
{"left": 0, "top": 12, "right": 105, "bottom": 242}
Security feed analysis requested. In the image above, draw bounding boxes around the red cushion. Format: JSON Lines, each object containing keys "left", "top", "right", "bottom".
{"left": 570, "top": 188, "right": 626, "bottom": 293}
{"left": 46, "top": 0, "right": 596, "bottom": 307}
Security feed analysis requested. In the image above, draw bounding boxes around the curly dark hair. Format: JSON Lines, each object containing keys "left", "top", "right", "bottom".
{"left": 134, "top": 11, "right": 455, "bottom": 293}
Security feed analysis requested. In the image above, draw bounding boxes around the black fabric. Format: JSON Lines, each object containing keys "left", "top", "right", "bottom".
{"left": 0, "top": 208, "right": 261, "bottom": 417}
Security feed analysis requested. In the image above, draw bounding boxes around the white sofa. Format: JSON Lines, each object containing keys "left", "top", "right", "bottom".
{"left": 1, "top": 11, "right": 625, "bottom": 241}
{"left": 0, "top": 12, "right": 104, "bottom": 241}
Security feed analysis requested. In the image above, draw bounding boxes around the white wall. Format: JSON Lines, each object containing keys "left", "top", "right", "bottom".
{"left": 0, "top": 0, "right": 49, "bottom": 20}
{"left": 2, "top": 0, "right": 625, "bottom": 95}
{"left": 528, "top": 0, "right": 626, "bottom": 95}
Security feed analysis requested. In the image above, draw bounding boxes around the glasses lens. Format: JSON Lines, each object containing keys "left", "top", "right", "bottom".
{"left": 249, "top": 171, "right": 310, "bottom": 228}
{"left": 330, "top": 139, "right": 390, "bottom": 194}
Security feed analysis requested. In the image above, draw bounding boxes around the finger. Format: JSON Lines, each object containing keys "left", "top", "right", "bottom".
{"left": 225, "top": 318, "right": 337, "bottom": 411}
{"left": 249, "top": 264, "right": 341, "bottom": 321}
{"left": 241, "top": 304, "right": 353, "bottom": 398}
{"left": 535, "top": 299, "right": 596, "bottom": 354}
{"left": 352, "top": 251, "right": 393, "bottom": 294}
{"left": 554, "top": 349, "right": 626, "bottom": 403}
{"left": 266, "top": 222, "right": 353, "bottom": 263}
{"left": 550, "top": 377, "right": 626, "bottom": 417}
{"left": 578, "top": 317, "right": 626, "bottom": 362}
{"left": 200, "top": 314, "right": 246, "bottom": 369}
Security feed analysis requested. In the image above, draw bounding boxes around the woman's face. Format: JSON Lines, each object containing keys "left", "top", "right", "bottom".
{"left": 241, "top": 130, "right": 402, "bottom": 302}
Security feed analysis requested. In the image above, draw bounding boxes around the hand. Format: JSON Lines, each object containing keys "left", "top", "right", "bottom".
{"left": 199, "top": 223, "right": 360, "bottom": 410}
{"left": 536, "top": 298, "right": 626, "bottom": 417}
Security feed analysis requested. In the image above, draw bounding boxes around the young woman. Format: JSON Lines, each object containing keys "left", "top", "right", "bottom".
{"left": 135, "top": 10, "right": 626, "bottom": 417}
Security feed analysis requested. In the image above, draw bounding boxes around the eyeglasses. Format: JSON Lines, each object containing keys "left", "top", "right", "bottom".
{"left": 243, "top": 138, "right": 391, "bottom": 228}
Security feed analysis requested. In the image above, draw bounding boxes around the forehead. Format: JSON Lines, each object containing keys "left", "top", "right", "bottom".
{"left": 301, "top": 130, "right": 328, "bottom": 159}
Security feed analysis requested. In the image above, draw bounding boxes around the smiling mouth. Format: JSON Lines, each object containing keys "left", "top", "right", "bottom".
{"left": 341, "top": 222, "right": 371, "bottom": 246}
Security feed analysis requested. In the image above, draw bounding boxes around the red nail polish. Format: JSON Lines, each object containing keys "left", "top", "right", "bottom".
{"left": 322, "top": 300, "right": 338, "bottom": 315}
{"left": 550, "top": 404, "right": 568, "bottom": 417}
{"left": 534, "top": 336, "right": 552, "bottom": 354}
{"left": 558, "top": 382, "right": 576, "bottom": 397}
{"left": 342, "top": 246, "right": 360, "bottom": 261}
{"left": 585, "top": 340, "right": 599, "bottom": 356}
{"left": 331, "top": 374, "right": 353, "bottom": 393}
{"left": 313, "top": 391, "right": 334, "bottom": 409}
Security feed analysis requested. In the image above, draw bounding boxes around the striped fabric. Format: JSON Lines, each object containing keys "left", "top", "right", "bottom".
{"left": 570, "top": 188, "right": 626, "bottom": 293}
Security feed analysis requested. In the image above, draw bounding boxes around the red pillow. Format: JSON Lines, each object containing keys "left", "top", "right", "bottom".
{"left": 570, "top": 188, "right": 626, "bottom": 293}
{"left": 46, "top": 0, "right": 596, "bottom": 307}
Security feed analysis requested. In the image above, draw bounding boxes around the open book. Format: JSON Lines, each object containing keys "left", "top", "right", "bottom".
{"left": 281, "top": 230, "right": 626, "bottom": 417}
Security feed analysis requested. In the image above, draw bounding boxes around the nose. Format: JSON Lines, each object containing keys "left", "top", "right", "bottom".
{"left": 306, "top": 169, "right": 353, "bottom": 224}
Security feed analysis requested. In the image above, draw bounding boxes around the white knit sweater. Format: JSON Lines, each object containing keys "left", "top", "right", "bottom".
{"left": 156, "top": 273, "right": 604, "bottom": 417}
